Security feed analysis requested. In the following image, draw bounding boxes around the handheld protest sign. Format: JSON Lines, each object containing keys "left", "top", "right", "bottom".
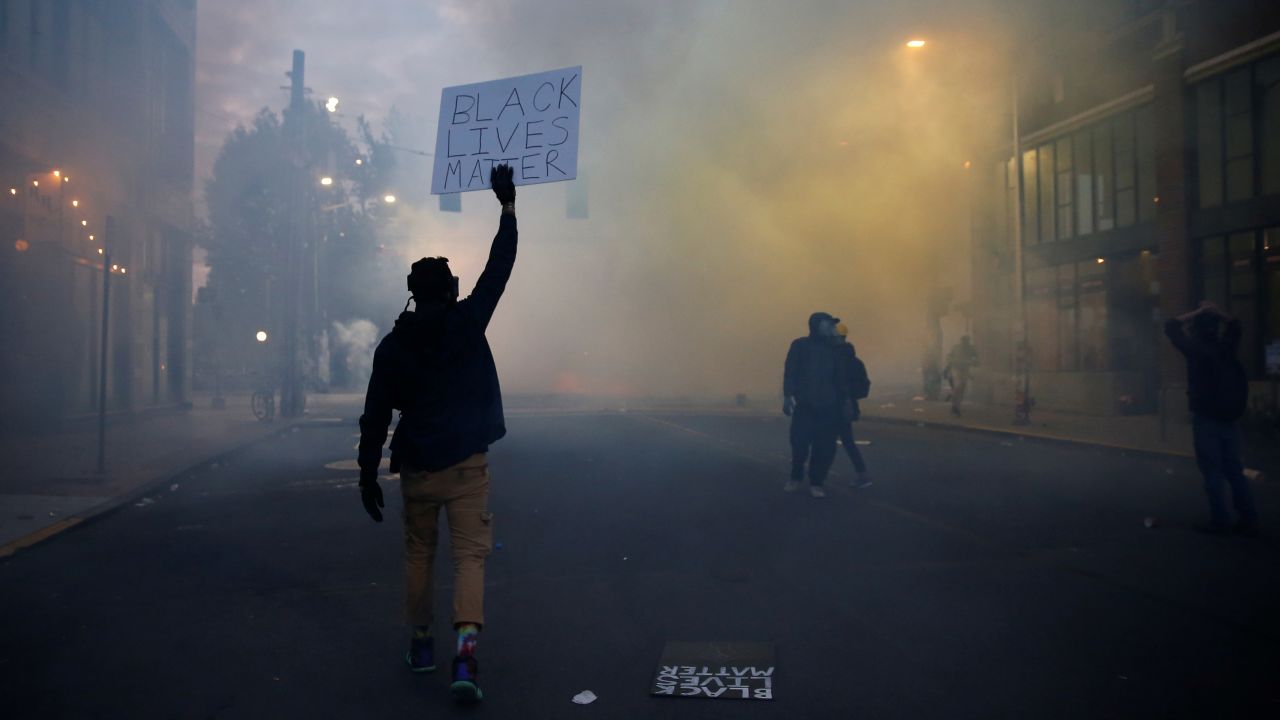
{"left": 431, "top": 66, "right": 582, "bottom": 194}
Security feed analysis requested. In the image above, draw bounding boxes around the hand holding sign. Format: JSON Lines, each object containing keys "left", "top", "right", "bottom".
{"left": 490, "top": 164, "right": 515, "bottom": 205}
{"left": 432, "top": 66, "right": 582, "bottom": 194}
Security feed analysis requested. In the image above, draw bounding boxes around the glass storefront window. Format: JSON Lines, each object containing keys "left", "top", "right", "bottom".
{"left": 1202, "top": 236, "right": 1226, "bottom": 307}
{"left": 1265, "top": 228, "right": 1280, "bottom": 375}
{"left": 1229, "top": 232, "right": 1260, "bottom": 375}
{"left": 1077, "top": 259, "right": 1108, "bottom": 371}
{"left": 1057, "top": 264, "right": 1078, "bottom": 370}
{"left": 1136, "top": 106, "right": 1157, "bottom": 222}
{"left": 1026, "top": 266, "right": 1058, "bottom": 371}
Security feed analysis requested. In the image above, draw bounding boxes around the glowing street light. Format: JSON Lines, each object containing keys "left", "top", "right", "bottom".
{"left": 8, "top": 188, "right": 15, "bottom": 195}
{"left": 383, "top": 194, "right": 397, "bottom": 204}
{"left": 325, "top": 96, "right": 340, "bottom": 113}
{"left": 255, "top": 330, "right": 269, "bottom": 343}
{"left": 81, "top": 220, "right": 88, "bottom": 227}
{"left": 88, "top": 234, "right": 95, "bottom": 241}
{"left": 355, "top": 158, "right": 363, "bottom": 166}
{"left": 32, "top": 180, "right": 38, "bottom": 187}
{"left": 120, "top": 267, "right": 127, "bottom": 274}
{"left": 320, "top": 176, "right": 334, "bottom": 186}
{"left": 906, "top": 39, "right": 927, "bottom": 48}
{"left": 53, "top": 170, "right": 61, "bottom": 178}
{"left": 72, "top": 199, "right": 79, "bottom": 207}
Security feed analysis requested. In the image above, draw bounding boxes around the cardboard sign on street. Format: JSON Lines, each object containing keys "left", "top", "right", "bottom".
{"left": 431, "top": 66, "right": 582, "bottom": 194}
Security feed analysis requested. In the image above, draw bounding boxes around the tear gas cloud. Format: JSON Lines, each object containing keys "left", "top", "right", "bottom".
{"left": 198, "top": 0, "right": 1015, "bottom": 400}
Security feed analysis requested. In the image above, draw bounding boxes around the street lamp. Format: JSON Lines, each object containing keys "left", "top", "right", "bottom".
{"left": 325, "top": 96, "right": 340, "bottom": 113}
{"left": 906, "top": 39, "right": 927, "bottom": 48}
{"left": 320, "top": 176, "right": 333, "bottom": 186}
{"left": 383, "top": 194, "right": 396, "bottom": 204}
{"left": 256, "top": 330, "right": 269, "bottom": 343}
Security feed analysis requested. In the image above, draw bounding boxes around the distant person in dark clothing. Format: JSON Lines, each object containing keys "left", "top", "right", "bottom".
{"left": 834, "top": 323, "right": 872, "bottom": 488}
{"left": 1165, "top": 302, "right": 1259, "bottom": 537}
{"left": 944, "top": 336, "right": 979, "bottom": 416}
{"left": 357, "top": 164, "right": 518, "bottom": 702}
{"left": 783, "top": 312, "right": 846, "bottom": 498}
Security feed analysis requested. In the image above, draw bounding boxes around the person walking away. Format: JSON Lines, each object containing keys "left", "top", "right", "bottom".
{"left": 1164, "top": 302, "right": 1259, "bottom": 537}
{"left": 357, "top": 164, "right": 519, "bottom": 702}
{"left": 834, "top": 323, "right": 872, "bottom": 488}
{"left": 783, "top": 312, "right": 846, "bottom": 498}
{"left": 945, "top": 336, "right": 979, "bottom": 417}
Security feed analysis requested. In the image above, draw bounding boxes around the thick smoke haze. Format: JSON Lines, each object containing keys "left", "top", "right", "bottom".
{"left": 198, "top": 0, "right": 1011, "bottom": 399}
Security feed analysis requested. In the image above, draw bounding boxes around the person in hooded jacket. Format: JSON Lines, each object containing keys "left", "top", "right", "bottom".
{"left": 783, "top": 312, "right": 847, "bottom": 498}
{"left": 834, "top": 323, "right": 872, "bottom": 488}
{"left": 357, "top": 164, "right": 517, "bottom": 702}
{"left": 1165, "top": 301, "right": 1259, "bottom": 537}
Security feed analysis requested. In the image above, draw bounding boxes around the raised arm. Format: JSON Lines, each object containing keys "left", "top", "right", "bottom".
{"left": 462, "top": 164, "right": 518, "bottom": 330}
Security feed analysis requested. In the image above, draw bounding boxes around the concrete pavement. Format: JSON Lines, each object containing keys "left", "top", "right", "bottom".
{"left": 1, "top": 410, "right": 1276, "bottom": 717}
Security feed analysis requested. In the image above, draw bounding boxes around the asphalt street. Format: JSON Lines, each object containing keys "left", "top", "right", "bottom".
{"left": 2, "top": 410, "right": 1278, "bottom": 718}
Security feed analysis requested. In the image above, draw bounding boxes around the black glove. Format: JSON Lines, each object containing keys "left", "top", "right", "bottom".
{"left": 490, "top": 164, "right": 515, "bottom": 205}
{"left": 359, "top": 476, "right": 384, "bottom": 523}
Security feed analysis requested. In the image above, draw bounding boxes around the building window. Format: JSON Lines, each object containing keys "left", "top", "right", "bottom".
{"left": 1229, "top": 232, "right": 1260, "bottom": 376}
{"left": 1197, "top": 229, "right": 1279, "bottom": 378}
{"left": 1197, "top": 80, "right": 1225, "bottom": 208}
{"left": 1114, "top": 113, "right": 1137, "bottom": 227}
{"left": 1057, "top": 263, "right": 1078, "bottom": 370}
{"left": 1039, "top": 143, "right": 1056, "bottom": 242}
{"left": 1074, "top": 129, "right": 1094, "bottom": 236}
{"left": 1225, "top": 68, "right": 1254, "bottom": 203}
{"left": 1077, "top": 259, "right": 1109, "bottom": 371}
{"left": 1023, "top": 149, "right": 1039, "bottom": 245}
{"left": 1260, "top": 56, "right": 1280, "bottom": 197}
{"left": 1027, "top": 266, "right": 1058, "bottom": 371}
{"left": 1265, "top": 228, "right": 1280, "bottom": 375}
{"left": 1094, "top": 122, "right": 1115, "bottom": 232}
{"left": 1136, "top": 105, "right": 1157, "bottom": 222}
{"left": 1055, "top": 137, "right": 1074, "bottom": 240}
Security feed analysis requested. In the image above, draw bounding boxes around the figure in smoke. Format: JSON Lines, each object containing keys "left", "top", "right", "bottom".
{"left": 1164, "top": 302, "right": 1259, "bottom": 537}
{"left": 783, "top": 312, "right": 847, "bottom": 498}
{"left": 834, "top": 323, "right": 872, "bottom": 488}
{"left": 357, "top": 164, "right": 519, "bottom": 703}
{"left": 944, "top": 335, "right": 979, "bottom": 417}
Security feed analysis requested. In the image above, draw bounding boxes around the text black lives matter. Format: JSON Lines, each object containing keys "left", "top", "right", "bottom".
{"left": 442, "top": 73, "right": 579, "bottom": 191}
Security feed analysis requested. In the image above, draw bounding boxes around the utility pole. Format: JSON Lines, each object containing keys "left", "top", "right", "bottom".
{"left": 1011, "top": 79, "right": 1032, "bottom": 426}
{"left": 96, "top": 216, "right": 115, "bottom": 475}
{"left": 281, "top": 49, "right": 306, "bottom": 418}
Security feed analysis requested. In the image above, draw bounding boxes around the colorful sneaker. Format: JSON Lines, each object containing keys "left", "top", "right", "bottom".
{"left": 451, "top": 655, "right": 483, "bottom": 702}
{"left": 810, "top": 485, "right": 826, "bottom": 498}
{"left": 405, "top": 636, "right": 436, "bottom": 673}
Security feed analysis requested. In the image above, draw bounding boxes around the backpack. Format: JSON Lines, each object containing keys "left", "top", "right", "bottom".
{"left": 849, "top": 357, "right": 871, "bottom": 400}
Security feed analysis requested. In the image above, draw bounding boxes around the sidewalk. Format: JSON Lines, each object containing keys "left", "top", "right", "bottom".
{"left": 861, "top": 393, "right": 1278, "bottom": 475}
{"left": 0, "top": 392, "right": 358, "bottom": 557}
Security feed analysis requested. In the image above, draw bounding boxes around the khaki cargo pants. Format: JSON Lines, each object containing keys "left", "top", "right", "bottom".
{"left": 400, "top": 453, "right": 493, "bottom": 628}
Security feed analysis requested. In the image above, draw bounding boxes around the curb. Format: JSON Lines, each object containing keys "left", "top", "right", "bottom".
{"left": 859, "top": 413, "right": 1194, "bottom": 462}
{"left": 0, "top": 419, "right": 308, "bottom": 561}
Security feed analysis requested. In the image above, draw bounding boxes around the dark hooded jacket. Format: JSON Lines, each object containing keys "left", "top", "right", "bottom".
{"left": 1164, "top": 315, "right": 1248, "bottom": 422}
{"left": 783, "top": 313, "right": 846, "bottom": 413}
{"left": 358, "top": 213, "right": 517, "bottom": 476}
